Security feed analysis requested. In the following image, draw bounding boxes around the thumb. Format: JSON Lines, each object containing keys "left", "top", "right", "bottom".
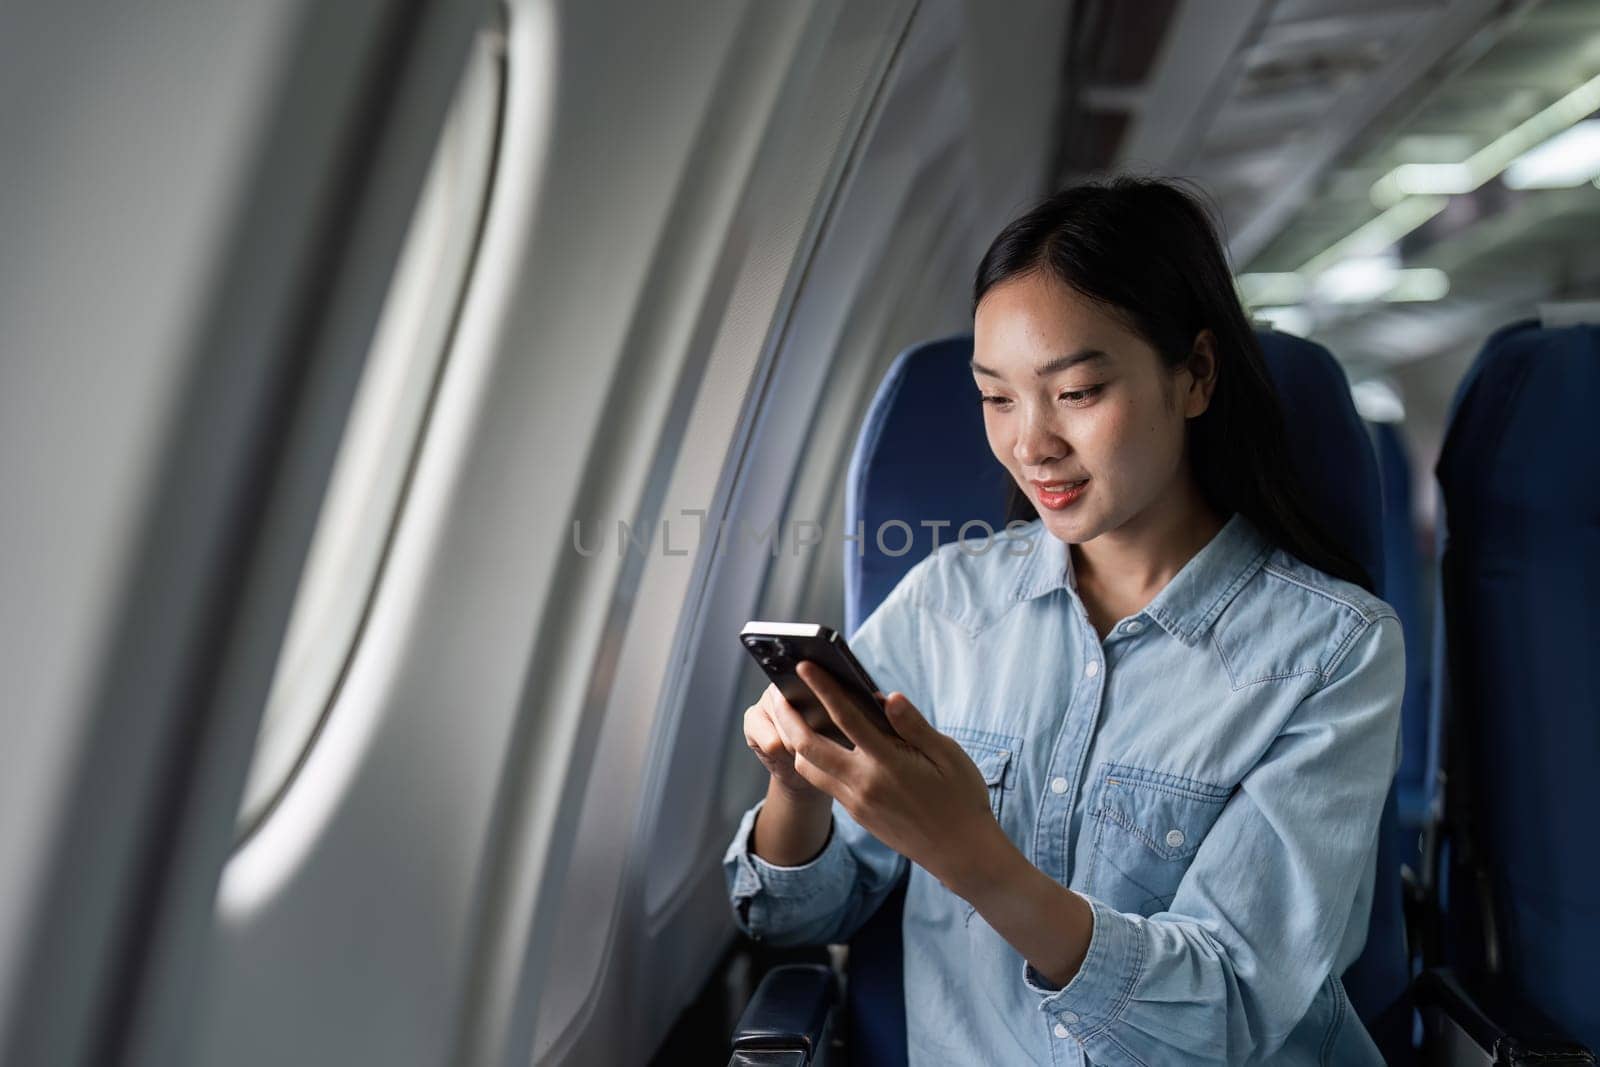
{"left": 883, "top": 692, "right": 933, "bottom": 740}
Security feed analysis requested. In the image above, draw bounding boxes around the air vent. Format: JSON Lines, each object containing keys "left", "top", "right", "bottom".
{"left": 1238, "top": 38, "right": 1391, "bottom": 99}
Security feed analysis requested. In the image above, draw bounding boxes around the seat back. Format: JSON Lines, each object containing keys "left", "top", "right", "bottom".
{"left": 841, "top": 330, "right": 1400, "bottom": 1064}
{"left": 1433, "top": 318, "right": 1600, "bottom": 1050}
{"left": 1371, "top": 421, "right": 1431, "bottom": 830}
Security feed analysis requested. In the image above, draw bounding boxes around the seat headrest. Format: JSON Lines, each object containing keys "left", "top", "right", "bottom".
{"left": 1255, "top": 329, "right": 1384, "bottom": 593}
{"left": 1438, "top": 317, "right": 1600, "bottom": 532}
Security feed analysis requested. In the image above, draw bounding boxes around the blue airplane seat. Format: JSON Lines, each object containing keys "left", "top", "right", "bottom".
{"left": 828, "top": 330, "right": 1408, "bottom": 1064}
{"left": 1371, "top": 421, "right": 1431, "bottom": 831}
{"left": 1430, "top": 317, "right": 1600, "bottom": 1052}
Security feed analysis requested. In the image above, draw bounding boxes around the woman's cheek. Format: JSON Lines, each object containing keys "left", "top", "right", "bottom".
{"left": 1087, "top": 402, "right": 1137, "bottom": 469}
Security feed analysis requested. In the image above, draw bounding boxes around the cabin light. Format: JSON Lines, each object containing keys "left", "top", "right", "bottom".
{"left": 1297, "top": 197, "right": 1448, "bottom": 278}
{"left": 1380, "top": 162, "right": 1476, "bottom": 200}
{"left": 1236, "top": 272, "right": 1307, "bottom": 306}
{"left": 1351, "top": 379, "right": 1406, "bottom": 424}
{"left": 1252, "top": 306, "right": 1313, "bottom": 337}
{"left": 1371, "top": 70, "right": 1600, "bottom": 206}
{"left": 1240, "top": 265, "right": 1449, "bottom": 311}
{"left": 1312, "top": 256, "right": 1399, "bottom": 304}
{"left": 1381, "top": 268, "right": 1450, "bottom": 302}
{"left": 1504, "top": 120, "right": 1600, "bottom": 189}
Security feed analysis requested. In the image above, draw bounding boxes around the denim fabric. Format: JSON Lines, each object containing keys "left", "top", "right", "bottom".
{"left": 724, "top": 513, "right": 1403, "bottom": 1066}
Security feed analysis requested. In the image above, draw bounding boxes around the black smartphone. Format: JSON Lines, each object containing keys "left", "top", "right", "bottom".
{"left": 739, "top": 621, "right": 895, "bottom": 749}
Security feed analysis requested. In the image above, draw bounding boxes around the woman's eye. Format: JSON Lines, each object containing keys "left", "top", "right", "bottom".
{"left": 978, "top": 394, "right": 1012, "bottom": 408}
{"left": 1059, "top": 385, "right": 1103, "bottom": 404}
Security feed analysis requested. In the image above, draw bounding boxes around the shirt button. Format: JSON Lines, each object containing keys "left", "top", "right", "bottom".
{"left": 1084, "top": 661, "right": 1099, "bottom": 678}
{"left": 1054, "top": 1023, "right": 1070, "bottom": 1039}
{"left": 1123, "top": 620, "right": 1143, "bottom": 634}
{"left": 1051, "top": 776, "right": 1069, "bottom": 795}
{"left": 1166, "top": 828, "right": 1185, "bottom": 848}
{"left": 1061, "top": 1011, "right": 1080, "bottom": 1025}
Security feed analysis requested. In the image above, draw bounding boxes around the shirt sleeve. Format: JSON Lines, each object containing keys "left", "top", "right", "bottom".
{"left": 722, "top": 553, "right": 936, "bottom": 946}
{"left": 1022, "top": 612, "right": 1405, "bottom": 1065}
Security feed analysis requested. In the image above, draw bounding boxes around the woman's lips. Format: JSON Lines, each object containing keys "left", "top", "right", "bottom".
{"left": 1033, "top": 478, "right": 1088, "bottom": 510}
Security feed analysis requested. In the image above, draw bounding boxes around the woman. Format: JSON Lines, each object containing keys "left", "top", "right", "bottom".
{"left": 723, "top": 176, "right": 1404, "bottom": 1065}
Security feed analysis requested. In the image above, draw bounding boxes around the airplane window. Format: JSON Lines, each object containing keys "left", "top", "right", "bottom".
{"left": 233, "top": 20, "right": 507, "bottom": 838}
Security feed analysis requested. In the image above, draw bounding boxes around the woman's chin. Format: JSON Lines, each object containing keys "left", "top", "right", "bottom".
{"left": 1040, "top": 510, "right": 1095, "bottom": 543}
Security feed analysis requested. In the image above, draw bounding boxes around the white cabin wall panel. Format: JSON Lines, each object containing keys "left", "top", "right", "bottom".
{"left": 0, "top": 3, "right": 299, "bottom": 1049}
{"left": 508, "top": 0, "right": 827, "bottom": 1060}
{"left": 0, "top": 0, "right": 463, "bottom": 1062}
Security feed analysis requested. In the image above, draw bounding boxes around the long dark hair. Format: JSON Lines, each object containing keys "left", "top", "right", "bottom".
{"left": 972, "top": 175, "right": 1374, "bottom": 592}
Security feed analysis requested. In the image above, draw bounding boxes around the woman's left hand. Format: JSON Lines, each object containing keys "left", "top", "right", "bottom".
{"left": 769, "top": 660, "right": 1004, "bottom": 894}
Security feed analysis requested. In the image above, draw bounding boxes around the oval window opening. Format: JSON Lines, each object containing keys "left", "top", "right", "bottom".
{"left": 234, "top": 16, "right": 508, "bottom": 840}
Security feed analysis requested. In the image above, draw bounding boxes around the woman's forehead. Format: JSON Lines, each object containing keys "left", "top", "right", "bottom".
{"left": 974, "top": 276, "right": 1146, "bottom": 373}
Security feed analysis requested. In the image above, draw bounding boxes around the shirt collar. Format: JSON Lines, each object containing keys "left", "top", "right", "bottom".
{"left": 1011, "top": 511, "right": 1271, "bottom": 647}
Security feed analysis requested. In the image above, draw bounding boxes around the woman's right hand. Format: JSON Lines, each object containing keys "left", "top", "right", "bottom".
{"left": 743, "top": 684, "right": 824, "bottom": 800}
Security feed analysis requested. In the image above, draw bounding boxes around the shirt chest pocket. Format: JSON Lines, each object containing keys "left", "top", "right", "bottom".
{"left": 1084, "top": 762, "right": 1232, "bottom": 917}
{"left": 945, "top": 727, "right": 1019, "bottom": 824}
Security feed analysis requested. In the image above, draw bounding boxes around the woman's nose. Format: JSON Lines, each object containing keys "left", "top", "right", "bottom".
{"left": 1013, "top": 408, "right": 1066, "bottom": 467}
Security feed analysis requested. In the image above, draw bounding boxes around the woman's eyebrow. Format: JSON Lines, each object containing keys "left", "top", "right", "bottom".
{"left": 970, "top": 348, "right": 1110, "bottom": 379}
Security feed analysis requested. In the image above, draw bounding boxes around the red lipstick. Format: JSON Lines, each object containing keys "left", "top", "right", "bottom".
{"left": 1032, "top": 478, "right": 1089, "bottom": 510}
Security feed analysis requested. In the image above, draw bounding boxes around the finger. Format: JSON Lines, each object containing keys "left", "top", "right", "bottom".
{"left": 762, "top": 686, "right": 808, "bottom": 742}
{"left": 795, "top": 660, "right": 891, "bottom": 758}
{"left": 755, "top": 714, "right": 798, "bottom": 766}
{"left": 744, "top": 706, "right": 785, "bottom": 759}
{"left": 762, "top": 692, "right": 798, "bottom": 751}
{"left": 789, "top": 749, "right": 845, "bottom": 798}
{"left": 882, "top": 691, "right": 936, "bottom": 744}
{"left": 765, "top": 680, "right": 854, "bottom": 782}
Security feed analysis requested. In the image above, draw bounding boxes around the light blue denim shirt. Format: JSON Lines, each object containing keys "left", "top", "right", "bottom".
{"left": 723, "top": 512, "right": 1404, "bottom": 1066}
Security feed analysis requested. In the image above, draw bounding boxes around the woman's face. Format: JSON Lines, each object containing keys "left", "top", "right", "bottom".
{"left": 971, "top": 270, "right": 1214, "bottom": 546}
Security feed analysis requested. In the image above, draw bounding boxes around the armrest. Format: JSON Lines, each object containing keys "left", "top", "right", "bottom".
{"left": 1414, "top": 968, "right": 1594, "bottom": 1066}
{"left": 729, "top": 963, "right": 838, "bottom": 1065}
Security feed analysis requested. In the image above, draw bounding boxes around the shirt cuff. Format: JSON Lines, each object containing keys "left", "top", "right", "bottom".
{"left": 723, "top": 798, "right": 849, "bottom": 939}
{"left": 1022, "top": 891, "right": 1143, "bottom": 1042}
